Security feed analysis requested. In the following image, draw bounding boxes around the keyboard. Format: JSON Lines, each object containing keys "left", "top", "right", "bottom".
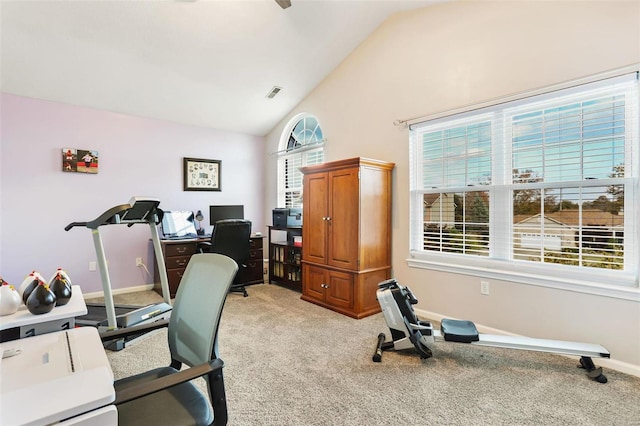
{"left": 162, "top": 234, "right": 198, "bottom": 240}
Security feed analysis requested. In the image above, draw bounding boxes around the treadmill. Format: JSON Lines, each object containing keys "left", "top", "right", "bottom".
{"left": 65, "top": 196, "right": 172, "bottom": 350}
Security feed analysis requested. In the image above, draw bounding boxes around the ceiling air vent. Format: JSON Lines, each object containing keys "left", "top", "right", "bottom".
{"left": 266, "top": 86, "right": 283, "bottom": 99}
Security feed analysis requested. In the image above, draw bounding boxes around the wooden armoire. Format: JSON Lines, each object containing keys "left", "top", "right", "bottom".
{"left": 300, "top": 157, "right": 394, "bottom": 319}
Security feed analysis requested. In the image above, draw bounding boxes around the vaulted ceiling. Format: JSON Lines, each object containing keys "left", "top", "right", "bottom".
{"left": 1, "top": 0, "right": 440, "bottom": 136}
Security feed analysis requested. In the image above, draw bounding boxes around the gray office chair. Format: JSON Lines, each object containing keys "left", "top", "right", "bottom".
{"left": 101, "top": 253, "right": 238, "bottom": 426}
{"left": 200, "top": 219, "right": 252, "bottom": 297}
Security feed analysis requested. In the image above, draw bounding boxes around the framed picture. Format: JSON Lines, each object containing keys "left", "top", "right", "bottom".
{"left": 183, "top": 157, "right": 221, "bottom": 191}
{"left": 62, "top": 148, "right": 99, "bottom": 174}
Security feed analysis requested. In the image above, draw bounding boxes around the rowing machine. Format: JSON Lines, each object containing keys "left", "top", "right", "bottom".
{"left": 373, "top": 279, "right": 610, "bottom": 383}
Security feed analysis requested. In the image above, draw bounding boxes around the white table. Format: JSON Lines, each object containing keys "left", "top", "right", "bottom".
{"left": 0, "top": 327, "right": 116, "bottom": 426}
{"left": 0, "top": 285, "right": 87, "bottom": 341}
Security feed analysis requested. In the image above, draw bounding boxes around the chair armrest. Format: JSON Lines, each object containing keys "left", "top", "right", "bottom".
{"left": 114, "top": 358, "right": 225, "bottom": 405}
{"left": 100, "top": 319, "right": 170, "bottom": 342}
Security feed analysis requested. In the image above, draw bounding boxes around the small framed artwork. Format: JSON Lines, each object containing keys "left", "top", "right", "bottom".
{"left": 63, "top": 148, "right": 99, "bottom": 174}
{"left": 183, "top": 157, "right": 221, "bottom": 191}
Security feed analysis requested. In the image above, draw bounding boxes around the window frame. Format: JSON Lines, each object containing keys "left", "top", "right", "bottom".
{"left": 408, "top": 68, "right": 640, "bottom": 301}
{"left": 276, "top": 113, "right": 325, "bottom": 209}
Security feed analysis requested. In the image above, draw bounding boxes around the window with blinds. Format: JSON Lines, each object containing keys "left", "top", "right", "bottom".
{"left": 410, "top": 72, "right": 638, "bottom": 286}
{"left": 278, "top": 115, "right": 325, "bottom": 209}
{"left": 509, "top": 86, "right": 631, "bottom": 269}
{"left": 419, "top": 119, "right": 492, "bottom": 256}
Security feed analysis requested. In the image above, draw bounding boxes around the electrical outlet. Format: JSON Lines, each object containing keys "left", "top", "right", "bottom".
{"left": 480, "top": 281, "right": 490, "bottom": 295}
{"left": 89, "top": 261, "right": 97, "bottom": 271}
{"left": 136, "top": 257, "right": 143, "bottom": 267}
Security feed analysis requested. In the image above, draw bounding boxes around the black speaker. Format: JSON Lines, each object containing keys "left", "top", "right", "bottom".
{"left": 272, "top": 208, "right": 288, "bottom": 228}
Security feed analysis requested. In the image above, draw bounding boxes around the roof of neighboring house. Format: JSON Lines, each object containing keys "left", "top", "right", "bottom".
{"left": 423, "top": 194, "right": 441, "bottom": 207}
{"left": 514, "top": 210, "right": 624, "bottom": 227}
{"left": 423, "top": 192, "right": 488, "bottom": 208}
{"left": 514, "top": 214, "right": 566, "bottom": 227}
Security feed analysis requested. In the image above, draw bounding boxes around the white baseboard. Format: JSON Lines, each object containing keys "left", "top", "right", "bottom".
{"left": 414, "top": 307, "right": 640, "bottom": 379}
{"left": 82, "top": 284, "right": 155, "bottom": 299}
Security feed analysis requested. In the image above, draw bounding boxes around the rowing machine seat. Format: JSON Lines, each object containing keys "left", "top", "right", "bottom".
{"left": 440, "top": 319, "right": 479, "bottom": 343}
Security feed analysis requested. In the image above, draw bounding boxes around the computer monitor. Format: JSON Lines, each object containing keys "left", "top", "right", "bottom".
{"left": 209, "top": 205, "right": 244, "bottom": 226}
{"left": 161, "top": 211, "right": 198, "bottom": 238}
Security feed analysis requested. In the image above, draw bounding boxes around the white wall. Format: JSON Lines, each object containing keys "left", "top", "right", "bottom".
{"left": 1, "top": 94, "right": 266, "bottom": 294}
{"left": 264, "top": 1, "right": 640, "bottom": 371}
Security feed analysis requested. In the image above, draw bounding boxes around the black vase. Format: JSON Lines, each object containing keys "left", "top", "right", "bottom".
{"left": 22, "top": 279, "right": 39, "bottom": 304}
{"left": 26, "top": 282, "right": 56, "bottom": 315}
{"left": 50, "top": 276, "right": 72, "bottom": 306}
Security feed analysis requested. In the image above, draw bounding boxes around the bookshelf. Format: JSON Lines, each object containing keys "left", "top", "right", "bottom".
{"left": 268, "top": 226, "right": 302, "bottom": 290}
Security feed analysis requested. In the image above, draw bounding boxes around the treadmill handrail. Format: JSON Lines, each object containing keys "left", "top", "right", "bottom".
{"left": 65, "top": 221, "right": 88, "bottom": 231}
{"left": 65, "top": 198, "right": 163, "bottom": 231}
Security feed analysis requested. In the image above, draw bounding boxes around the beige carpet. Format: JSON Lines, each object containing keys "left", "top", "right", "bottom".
{"left": 104, "top": 284, "right": 640, "bottom": 425}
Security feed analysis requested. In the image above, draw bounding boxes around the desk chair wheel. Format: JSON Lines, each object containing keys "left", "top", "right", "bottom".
{"left": 230, "top": 285, "right": 248, "bottom": 297}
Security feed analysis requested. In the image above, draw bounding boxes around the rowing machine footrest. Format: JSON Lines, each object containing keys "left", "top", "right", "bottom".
{"left": 441, "top": 319, "right": 479, "bottom": 343}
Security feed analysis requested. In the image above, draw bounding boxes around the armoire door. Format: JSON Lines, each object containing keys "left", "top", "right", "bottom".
{"left": 325, "top": 269, "right": 354, "bottom": 310}
{"left": 327, "top": 167, "right": 359, "bottom": 270}
{"left": 302, "top": 264, "right": 326, "bottom": 303}
{"left": 302, "top": 172, "right": 328, "bottom": 264}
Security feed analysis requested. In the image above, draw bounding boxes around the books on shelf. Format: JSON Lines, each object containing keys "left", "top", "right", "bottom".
{"left": 271, "top": 245, "right": 301, "bottom": 281}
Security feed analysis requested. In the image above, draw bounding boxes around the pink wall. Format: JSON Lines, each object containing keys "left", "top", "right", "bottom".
{"left": 0, "top": 93, "right": 266, "bottom": 294}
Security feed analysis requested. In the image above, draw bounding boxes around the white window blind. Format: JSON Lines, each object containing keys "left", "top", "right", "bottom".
{"left": 410, "top": 71, "right": 639, "bottom": 291}
{"left": 277, "top": 115, "right": 325, "bottom": 209}
{"left": 508, "top": 83, "right": 633, "bottom": 270}
{"left": 419, "top": 117, "right": 492, "bottom": 256}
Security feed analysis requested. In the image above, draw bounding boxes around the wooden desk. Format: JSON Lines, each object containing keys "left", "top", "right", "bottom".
{"left": 154, "top": 235, "right": 264, "bottom": 297}
{"left": 0, "top": 285, "right": 87, "bottom": 342}
{"left": 0, "top": 327, "right": 116, "bottom": 425}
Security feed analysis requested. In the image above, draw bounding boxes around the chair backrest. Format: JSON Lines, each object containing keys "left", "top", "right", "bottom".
{"left": 209, "top": 219, "right": 252, "bottom": 265}
{"left": 168, "top": 253, "right": 238, "bottom": 367}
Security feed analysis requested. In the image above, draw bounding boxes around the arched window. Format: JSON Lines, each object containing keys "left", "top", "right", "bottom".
{"left": 277, "top": 114, "right": 325, "bottom": 208}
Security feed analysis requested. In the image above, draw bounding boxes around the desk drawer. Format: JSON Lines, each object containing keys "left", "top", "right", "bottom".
{"left": 166, "top": 256, "right": 191, "bottom": 269}
{"left": 249, "top": 238, "right": 263, "bottom": 250}
{"left": 237, "top": 261, "right": 264, "bottom": 284}
{"left": 167, "top": 269, "right": 186, "bottom": 296}
{"left": 165, "top": 243, "right": 196, "bottom": 257}
{"left": 249, "top": 248, "right": 263, "bottom": 261}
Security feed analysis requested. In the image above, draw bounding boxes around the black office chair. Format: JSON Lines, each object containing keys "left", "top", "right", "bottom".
{"left": 101, "top": 253, "right": 238, "bottom": 426}
{"left": 200, "top": 219, "right": 252, "bottom": 297}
